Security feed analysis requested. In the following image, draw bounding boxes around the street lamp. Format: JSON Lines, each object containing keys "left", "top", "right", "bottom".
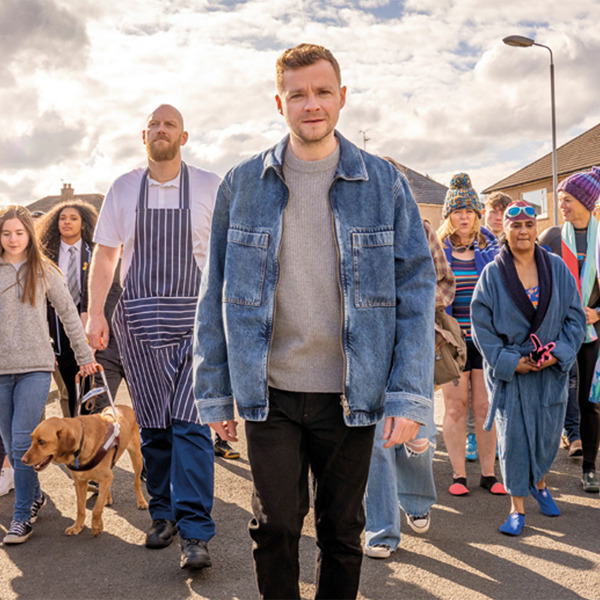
{"left": 503, "top": 35, "right": 558, "bottom": 226}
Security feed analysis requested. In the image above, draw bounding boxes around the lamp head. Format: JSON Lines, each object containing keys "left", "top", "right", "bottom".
{"left": 503, "top": 35, "right": 535, "bottom": 47}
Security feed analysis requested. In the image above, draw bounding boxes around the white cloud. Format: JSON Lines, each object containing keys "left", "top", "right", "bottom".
{"left": 1, "top": 0, "right": 600, "bottom": 207}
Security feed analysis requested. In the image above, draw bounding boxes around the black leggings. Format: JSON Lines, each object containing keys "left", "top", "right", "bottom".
{"left": 577, "top": 340, "right": 600, "bottom": 472}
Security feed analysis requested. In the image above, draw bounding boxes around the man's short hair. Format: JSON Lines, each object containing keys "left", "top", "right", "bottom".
{"left": 485, "top": 191, "right": 512, "bottom": 211}
{"left": 276, "top": 43, "right": 342, "bottom": 93}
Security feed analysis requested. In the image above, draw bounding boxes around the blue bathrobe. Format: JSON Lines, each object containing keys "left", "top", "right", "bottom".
{"left": 471, "top": 248, "right": 586, "bottom": 496}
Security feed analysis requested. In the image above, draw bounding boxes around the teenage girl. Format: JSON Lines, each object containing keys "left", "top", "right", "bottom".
{"left": 37, "top": 200, "right": 98, "bottom": 416}
{"left": 0, "top": 205, "right": 95, "bottom": 545}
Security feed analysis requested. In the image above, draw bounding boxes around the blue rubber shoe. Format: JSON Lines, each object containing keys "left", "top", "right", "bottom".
{"left": 530, "top": 486, "right": 560, "bottom": 516}
{"left": 466, "top": 433, "right": 478, "bottom": 461}
{"left": 499, "top": 512, "right": 525, "bottom": 536}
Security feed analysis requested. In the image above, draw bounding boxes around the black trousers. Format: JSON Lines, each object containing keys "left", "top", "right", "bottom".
{"left": 56, "top": 348, "right": 82, "bottom": 418}
{"left": 577, "top": 340, "right": 600, "bottom": 471}
{"left": 93, "top": 338, "right": 126, "bottom": 408}
{"left": 57, "top": 347, "right": 109, "bottom": 417}
{"left": 245, "top": 388, "right": 376, "bottom": 600}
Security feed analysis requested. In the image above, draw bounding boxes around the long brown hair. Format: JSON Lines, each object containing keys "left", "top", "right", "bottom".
{"left": 0, "top": 205, "right": 54, "bottom": 306}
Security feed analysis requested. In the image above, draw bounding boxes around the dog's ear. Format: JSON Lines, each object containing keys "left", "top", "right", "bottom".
{"left": 56, "top": 424, "right": 78, "bottom": 455}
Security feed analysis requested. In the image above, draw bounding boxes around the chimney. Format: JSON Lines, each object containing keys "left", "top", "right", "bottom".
{"left": 61, "top": 183, "right": 74, "bottom": 200}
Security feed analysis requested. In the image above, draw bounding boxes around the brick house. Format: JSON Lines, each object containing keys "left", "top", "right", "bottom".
{"left": 385, "top": 158, "right": 447, "bottom": 228}
{"left": 482, "top": 123, "right": 600, "bottom": 231}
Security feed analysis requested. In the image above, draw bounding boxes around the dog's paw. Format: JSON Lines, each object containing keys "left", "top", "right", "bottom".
{"left": 65, "top": 524, "right": 83, "bottom": 536}
{"left": 91, "top": 520, "right": 104, "bottom": 537}
{"left": 137, "top": 498, "right": 149, "bottom": 510}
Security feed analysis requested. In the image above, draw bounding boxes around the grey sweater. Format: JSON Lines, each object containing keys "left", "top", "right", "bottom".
{"left": 268, "top": 145, "right": 343, "bottom": 393}
{"left": 0, "top": 257, "right": 93, "bottom": 375}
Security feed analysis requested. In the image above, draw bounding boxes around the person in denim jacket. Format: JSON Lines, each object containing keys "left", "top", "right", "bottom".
{"left": 193, "top": 43, "right": 436, "bottom": 599}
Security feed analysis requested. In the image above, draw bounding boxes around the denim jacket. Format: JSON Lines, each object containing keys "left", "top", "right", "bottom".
{"left": 193, "top": 132, "right": 436, "bottom": 427}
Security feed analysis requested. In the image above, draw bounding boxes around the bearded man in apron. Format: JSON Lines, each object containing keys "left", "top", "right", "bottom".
{"left": 87, "top": 105, "right": 220, "bottom": 570}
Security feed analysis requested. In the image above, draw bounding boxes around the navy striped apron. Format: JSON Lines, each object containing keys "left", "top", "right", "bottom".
{"left": 112, "top": 163, "right": 201, "bottom": 428}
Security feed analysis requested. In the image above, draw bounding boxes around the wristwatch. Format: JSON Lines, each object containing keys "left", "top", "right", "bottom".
{"left": 595, "top": 307, "right": 600, "bottom": 319}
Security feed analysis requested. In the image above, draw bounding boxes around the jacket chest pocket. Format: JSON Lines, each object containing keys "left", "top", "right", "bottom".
{"left": 224, "top": 227, "right": 270, "bottom": 306}
{"left": 351, "top": 230, "right": 396, "bottom": 308}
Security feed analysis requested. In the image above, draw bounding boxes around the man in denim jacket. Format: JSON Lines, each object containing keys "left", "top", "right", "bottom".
{"left": 193, "top": 43, "right": 436, "bottom": 599}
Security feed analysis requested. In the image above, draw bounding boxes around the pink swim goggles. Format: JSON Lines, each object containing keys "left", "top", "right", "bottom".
{"left": 529, "top": 334, "right": 556, "bottom": 367}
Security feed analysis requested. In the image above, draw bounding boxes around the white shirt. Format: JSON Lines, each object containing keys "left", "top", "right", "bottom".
{"left": 94, "top": 165, "right": 221, "bottom": 285}
{"left": 58, "top": 238, "right": 82, "bottom": 290}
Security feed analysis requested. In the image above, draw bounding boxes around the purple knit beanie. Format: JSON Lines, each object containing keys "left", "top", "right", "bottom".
{"left": 557, "top": 167, "right": 600, "bottom": 211}
{"left": 442, "top": 173, "right": 482, "bottom": 219}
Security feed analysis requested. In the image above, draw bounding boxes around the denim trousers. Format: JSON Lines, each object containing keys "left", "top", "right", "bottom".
{"left": 140, "top": 418, "right": 215, "bottom": 541}
{"left": 245, "top": 388, "right": 376, "bottom": 600}
{"left": 365, "top": 415, "right": 436, "bottom": 550}
{"left": 0, "top": 372, "right": 51, "bottom": 522}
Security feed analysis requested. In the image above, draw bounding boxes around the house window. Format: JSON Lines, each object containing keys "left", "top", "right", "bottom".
{"left": 521, "top": 188, "right": 548, "bottom": 218}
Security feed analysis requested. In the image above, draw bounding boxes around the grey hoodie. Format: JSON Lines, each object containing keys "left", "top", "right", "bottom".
{"left": 0, "top": 256, "right": 93, "bottom": 375}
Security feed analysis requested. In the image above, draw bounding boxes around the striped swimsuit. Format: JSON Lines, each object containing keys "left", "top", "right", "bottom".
{"left": 451, "top": 256, "right": 478, "bottom": 340}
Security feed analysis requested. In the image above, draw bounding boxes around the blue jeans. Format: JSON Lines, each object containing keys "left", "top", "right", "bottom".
{"left": 365, "top": 417, "right": 437, "bottom": 550}
{"left": 0, "top": 372, "right": 51, "bottom": 522}
{"left": 140, "top": 419, "right": 215, "bottom": 541}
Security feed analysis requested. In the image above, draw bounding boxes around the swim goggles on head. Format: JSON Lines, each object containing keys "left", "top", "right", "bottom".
{"left": 505, "top": 204, "right": 536, "bottom": 219}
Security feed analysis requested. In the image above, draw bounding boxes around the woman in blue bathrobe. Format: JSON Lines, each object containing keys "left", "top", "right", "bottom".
{"left": 471, "top": 201, "right": 586, "bottom": 536}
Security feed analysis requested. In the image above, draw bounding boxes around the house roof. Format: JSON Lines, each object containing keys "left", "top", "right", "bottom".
{"left": 27, "top": 184, "right": 104, "bottom": 215}
{"left": 384, "top": 157, "right": 448, "bottom": 206}
{"left": 483, "top": 122, "right": 600, "bottom": 194}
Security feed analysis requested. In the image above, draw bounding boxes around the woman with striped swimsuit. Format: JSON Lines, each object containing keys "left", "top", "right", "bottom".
{"left": 437, "top": 173, "right": 506, "bottom": 497}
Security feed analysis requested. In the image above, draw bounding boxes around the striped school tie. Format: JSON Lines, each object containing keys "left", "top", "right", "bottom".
{"left": 67, "top": 246, "right": 80, "bottom": 305}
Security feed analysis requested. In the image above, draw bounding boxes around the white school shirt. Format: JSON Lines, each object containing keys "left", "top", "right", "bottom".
{"left": 58, "top": 238, "right": 82, "bottom": 290}
{"left": 94, "top": 165, "right": 221, "bottom": 286}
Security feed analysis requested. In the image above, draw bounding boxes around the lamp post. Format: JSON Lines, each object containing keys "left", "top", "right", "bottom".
{"left": 503, "top": 35, "right": 558, "bottom": 226}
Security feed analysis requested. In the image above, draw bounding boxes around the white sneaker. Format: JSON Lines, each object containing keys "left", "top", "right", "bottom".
{"left": 407, "top": 512, "right": 431, "bottom": 534}
{"left": 0, "top": 467, "right": 15, "bottom": 497}
{"left": 364, "top": 543, "right": 392, "bottom": 559}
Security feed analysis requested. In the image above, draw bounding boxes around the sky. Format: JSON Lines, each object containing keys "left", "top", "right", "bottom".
{"left": 1, "top": 0, "right": 599, "bottom": 207}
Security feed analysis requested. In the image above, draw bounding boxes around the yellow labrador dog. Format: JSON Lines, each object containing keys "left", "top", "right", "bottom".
{"left": 22, "top": 405, "right": 148, "bottom": 536}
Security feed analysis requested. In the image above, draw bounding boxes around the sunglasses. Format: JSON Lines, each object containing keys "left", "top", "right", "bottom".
{"left": 506, "top": 204, "right": 536, "bottom": 219}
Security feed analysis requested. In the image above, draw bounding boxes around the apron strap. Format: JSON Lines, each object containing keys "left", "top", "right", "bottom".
{"left": 137, "top": 162, "right": 190, "bottom": 210}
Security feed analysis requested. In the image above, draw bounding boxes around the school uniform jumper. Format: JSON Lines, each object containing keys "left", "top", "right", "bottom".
{"left": 112, "top": 165, "right": 215, "bottom": 542}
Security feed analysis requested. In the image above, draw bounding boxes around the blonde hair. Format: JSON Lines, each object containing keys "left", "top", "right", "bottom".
{"left": 0, "top": 205, "right": 56, "bottom": 306}
{"left": 437, "top": 213, "right": 488, "bottom": 249}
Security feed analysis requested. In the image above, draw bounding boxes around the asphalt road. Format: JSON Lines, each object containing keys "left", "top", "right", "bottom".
{"left": 1, "top": 385, "right": 600, "bottom": 600}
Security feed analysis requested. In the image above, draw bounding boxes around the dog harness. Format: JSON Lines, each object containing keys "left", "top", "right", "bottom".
{"left": 67, "top": 421, "right": 120, "bottom": 472}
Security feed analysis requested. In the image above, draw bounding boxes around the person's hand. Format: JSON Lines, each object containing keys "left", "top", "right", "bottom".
{"left": 382, "top": 417, "right": 420, "bottom": 449}
{"left": 538, "top": 354, "right": 558, "bottom": 369}
{"left": 515, "top": 356, "right": 540, "bottom": 373}
{"left": 86, "top": 314, "right": 109, "bottom": 350}
{"left": 209, "top": 420, "right": 238, "bottom": 442}
{"left": 584, "top": 307, "right": 599, "bottom": 325}
{"left": 78, "top": 362, "right": 99, "bottom": 376}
